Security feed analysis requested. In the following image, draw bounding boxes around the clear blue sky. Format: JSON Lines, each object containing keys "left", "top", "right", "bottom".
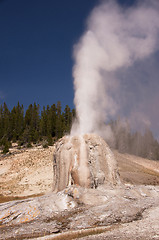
{"left": 0, "top": 0, "right": 135, "bottom": 110}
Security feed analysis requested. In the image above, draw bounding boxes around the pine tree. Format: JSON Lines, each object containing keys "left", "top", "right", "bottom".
{"left": 40, "top": 106, "right": 47, "bottom": 137}
{"left": 22, "top": 104, "right": 33, "bottom": 144}
{"left": 10, "top": 102, "right": 24, "bottom": 141}
{"left": 31, "top": 103, "right": 40, "bottom": 143}
{"left": 55, "top": 101, "right": 63, "bottom": 138}
{"left": 2, "top": 103, "right": 11, "bottom": 141}
{"left": 46, "top": 105, "right": 53, "bottom": 145}
{"left": 2, "top": 139, "right": 10, "bottom": 154}
{"left": 50, "top": 104, "right": 57, "bottom": 138}
{"left": 63, "top": 105, "right": 72, "bottom": 134}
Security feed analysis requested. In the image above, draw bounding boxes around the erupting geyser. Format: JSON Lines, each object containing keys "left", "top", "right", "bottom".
{"left": 52, "top": 134, "right": 120, "bottom": 192}
{"left": 53, "top": 0, "right": 159, "bottom": 192}
{"left": 71, "top": 0, "right": 159, "bottom": 137}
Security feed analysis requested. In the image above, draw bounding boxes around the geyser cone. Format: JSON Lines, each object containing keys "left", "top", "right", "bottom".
{"left": 52, "top": 133, "right": 120, "bottom": 192}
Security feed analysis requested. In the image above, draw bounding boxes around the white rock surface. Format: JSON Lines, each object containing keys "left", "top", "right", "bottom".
{"left": 52, "top": 134, "right": 120, "bottom": 192}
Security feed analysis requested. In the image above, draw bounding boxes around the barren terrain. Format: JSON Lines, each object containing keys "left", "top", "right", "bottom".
{"left": 0, "top": 144, "right": 159, "bottom": 239}
{"left": 0, "top": 145, "right": 54, "bottom": 200}
{"left": 0, "top": 145, "right": 159, "bottom": 200}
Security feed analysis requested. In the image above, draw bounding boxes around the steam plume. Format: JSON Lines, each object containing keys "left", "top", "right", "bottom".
{"left": 71, "top": 0, "right": 159, "bottom": 138}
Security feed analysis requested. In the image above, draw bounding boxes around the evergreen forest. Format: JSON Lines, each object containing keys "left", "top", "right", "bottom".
{"left": 108, "top": 118, "right": 159, "bottom": 161}
{"left": 0, "top": 102, "right": 159, "bottom": 160}
{"left": 0, "top": 101, "right": 75, "bottom": 152}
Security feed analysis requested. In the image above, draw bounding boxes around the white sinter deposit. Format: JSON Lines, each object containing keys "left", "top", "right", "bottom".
{"left": 52, "top": 134, "right": 120, "bottom": 192}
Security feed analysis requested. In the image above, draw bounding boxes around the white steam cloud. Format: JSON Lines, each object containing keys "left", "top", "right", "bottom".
{"left": 71, "top": 0, "right": 159, "bottom": 138}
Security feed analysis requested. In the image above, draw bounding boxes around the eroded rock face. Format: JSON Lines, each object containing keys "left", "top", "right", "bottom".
{"left": 52, "top": 133, "right": 120, "bottom": 192}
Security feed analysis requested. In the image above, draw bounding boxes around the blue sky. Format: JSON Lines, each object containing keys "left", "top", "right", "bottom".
{"left": 1, "top": 0, "right": 159, "bottom": 139}
{"left": 0, "top": 0, "right": 99, "bottom": 110}
{"left": 0, "top": 0, "right": 136, "bottom": 110}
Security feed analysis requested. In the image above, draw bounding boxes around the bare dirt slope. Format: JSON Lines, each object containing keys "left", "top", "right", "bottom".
{"left": 0, "top": 145, "right": 159, "bottom": 201}
{"left": 114, "top": 151, "right": 159, "bottom": 185}
{"left": 0, "top": 145, "right": 55, "bottom": 200}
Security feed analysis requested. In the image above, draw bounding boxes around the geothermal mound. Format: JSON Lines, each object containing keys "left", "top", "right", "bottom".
{"left": 53, "top": 133, "right": 120, "bottom": 192}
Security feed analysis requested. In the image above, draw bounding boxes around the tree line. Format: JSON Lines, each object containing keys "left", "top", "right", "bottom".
{"left": 0, "top": 102, "right": 159, "bottom": 160}
{"left": 108, "top": 118, "right": 159, "bottom": 161}
{"left": 0, "top": 101, "right": 75, "bottom": 153}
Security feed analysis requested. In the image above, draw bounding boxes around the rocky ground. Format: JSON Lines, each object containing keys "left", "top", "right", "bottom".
{"left": 0, "top": 144, "right": 54, "bottom": 200}
{"left": 0, "top": 143, "right": 159, "bottom": 239}
{"left": 0, "top": 185, "right": 159, "bottom": 239}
